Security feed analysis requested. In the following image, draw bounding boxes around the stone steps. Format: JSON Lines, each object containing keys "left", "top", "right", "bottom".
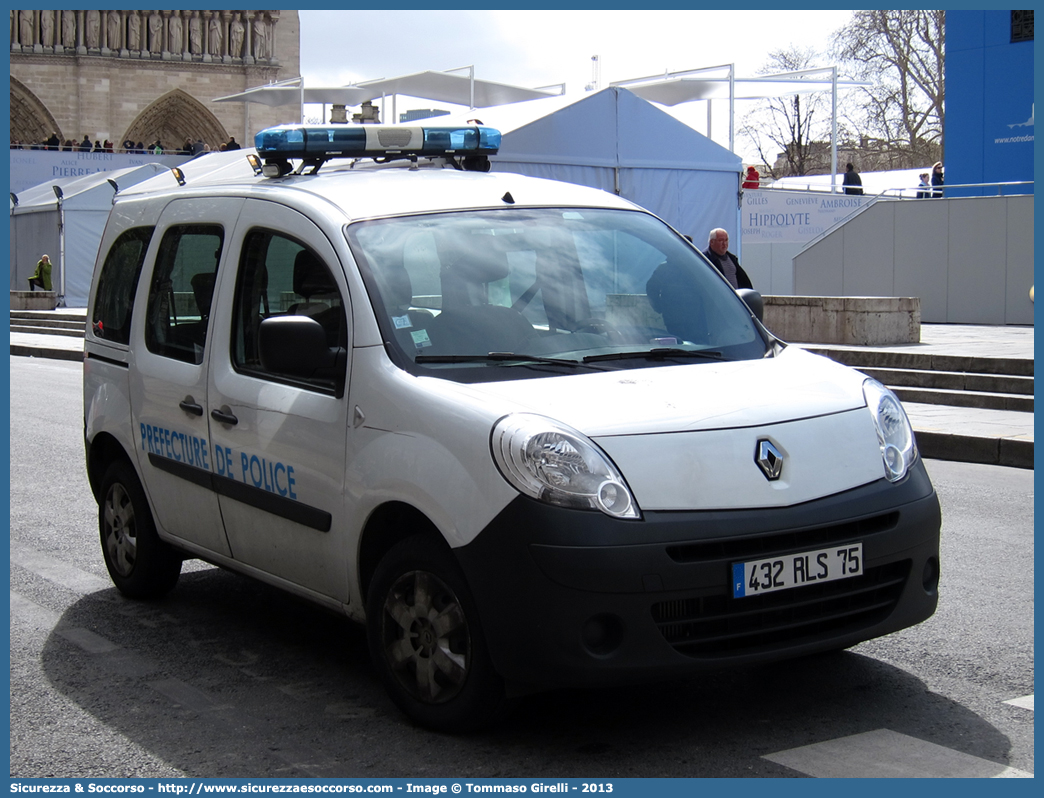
{"left": 805, "top": 346, "right": 1034, "bottom": 414}
{"left": 10, "top": 309, "right": 88, "bottom": 338}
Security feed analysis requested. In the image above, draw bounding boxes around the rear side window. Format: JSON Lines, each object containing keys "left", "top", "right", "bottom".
{"left": 145, "top": 225, "right": 223, "bottom": 365}
{"left": 231, "top": 229, "right": 347, "bottom": 395}
{"left": 91, "top": 227, "right": 154, "bottom": 345}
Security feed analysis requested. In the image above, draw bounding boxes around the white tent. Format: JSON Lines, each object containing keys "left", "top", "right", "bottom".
{"left": 439, "top": 87, "right": 743, "bottom": 245}
{"left": 10, "top": 163, "right": 169, "bottom": 307}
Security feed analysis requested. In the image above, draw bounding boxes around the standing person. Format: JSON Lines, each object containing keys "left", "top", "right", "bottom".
{"left": 842, "top": 162, "right": 864, "bottom": 195}
{"left": 225, "top": 136, "right": 241, "bottom": 151}
{"left": 742, "top": 165, "right": 760, "bottom": 189}
{"left": 916, "top": 172, "right": 931, "bottom": 199}
{"left": 28, "top": 255, "right": 53, "bottom": 291}
{"left": 931, "top": 162, "right": 944, "bottom": 198}
{"left": 702, "top": 229, "right": 752, "bottom": 290}
{"left": 79, "top": 135, "right": 92, "bottom": 152}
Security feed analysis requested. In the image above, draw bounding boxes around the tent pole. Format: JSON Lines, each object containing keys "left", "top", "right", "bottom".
{"left": 728, "top": 64, "right": 735, "bottom": 153}
{"left": 55, "top": 192, "right": 66, "bottom": 307}
{"left": 831, "top": 67, "right": 838, "bottom": 193}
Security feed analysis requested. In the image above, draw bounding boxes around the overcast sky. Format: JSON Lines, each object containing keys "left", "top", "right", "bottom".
{"left": 298, "top": 9, "right": 857, "bottom": 157}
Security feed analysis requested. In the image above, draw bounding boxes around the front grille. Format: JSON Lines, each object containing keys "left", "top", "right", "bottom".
{"left": 665, "top": 512, "right": 899, "bottom": 564}
{"left": 652, "top": 560, "right": 910, "bottom": 657}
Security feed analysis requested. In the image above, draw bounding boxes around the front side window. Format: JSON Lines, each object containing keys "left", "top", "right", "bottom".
{"left": 145, "top": 225, "right": 222, "bottom": 364}
{"left": 92, "top": 226, "right": 154, "bottom": 345}
{"left": 231, "top": 229, "right": 347, "bottom": 395}
{"left": 346, "top": 208, "right": 766, "bottom": 382}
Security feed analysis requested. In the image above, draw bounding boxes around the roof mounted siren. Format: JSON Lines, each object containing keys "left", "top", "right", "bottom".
{"left": 253, "top": 124, "right": 501, "bottom": 176}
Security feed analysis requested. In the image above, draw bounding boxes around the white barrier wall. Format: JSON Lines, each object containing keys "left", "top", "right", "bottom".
{"left": 792, "top": 195, "right": 1034, "bottom": 325}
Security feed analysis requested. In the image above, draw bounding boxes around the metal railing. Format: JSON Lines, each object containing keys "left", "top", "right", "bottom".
{"left": 747, "top": 179, "right": 1033, "bottom": 198}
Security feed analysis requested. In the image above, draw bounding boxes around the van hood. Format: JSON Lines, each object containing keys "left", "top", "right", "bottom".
{"left": 459, "top": 347, "right": 888, "bottom": 510}
{"left": 465, "top": 346, "right": 867, "bottom": 436}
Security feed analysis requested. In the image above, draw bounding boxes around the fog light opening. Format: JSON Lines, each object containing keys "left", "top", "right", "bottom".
{"left": 922, "top": 557, "right": 940, "bottom": 594}
{"left": 581, "top": 614, "right": 623, "bottom": 656}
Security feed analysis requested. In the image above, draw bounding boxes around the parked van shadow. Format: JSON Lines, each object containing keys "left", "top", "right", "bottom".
{"left": 39, "top": 566, "right": 1014, "bottom": 778}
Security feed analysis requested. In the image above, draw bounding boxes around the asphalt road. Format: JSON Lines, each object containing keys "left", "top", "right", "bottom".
{"left": 9, "top": 357, "right": 1034, "bottom": 779}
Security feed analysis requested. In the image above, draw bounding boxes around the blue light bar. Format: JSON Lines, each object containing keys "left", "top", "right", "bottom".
{"left": 254, "top": 124, "right": 501, "bottom": 160}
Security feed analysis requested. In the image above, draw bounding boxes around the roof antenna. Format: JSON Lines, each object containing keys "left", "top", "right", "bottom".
{"left": 501, "top": 191, "right": 515, "bottom": 204}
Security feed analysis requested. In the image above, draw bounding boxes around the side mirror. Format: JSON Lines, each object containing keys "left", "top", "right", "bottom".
{"left": 737, "top": 288, "right": 764, "bottom": 323}
{"left": 259, "top": 315, "right": 336, "bottom": 376}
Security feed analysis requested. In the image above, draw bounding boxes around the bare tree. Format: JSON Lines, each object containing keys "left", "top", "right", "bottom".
{"left": 833, "top": 10, "right": 945, "bottom": 167}
{"left": 739, "top": 47, "right": 833, "bottom": 178}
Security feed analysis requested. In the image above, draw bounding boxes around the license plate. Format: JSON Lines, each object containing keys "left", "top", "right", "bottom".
{"left": 732, "top": 543, "right": 863, "bottom": 598}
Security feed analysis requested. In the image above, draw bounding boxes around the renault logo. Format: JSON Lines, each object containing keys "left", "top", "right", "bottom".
{"left": 756, "top": 440, "right": 783, "bottom": 481}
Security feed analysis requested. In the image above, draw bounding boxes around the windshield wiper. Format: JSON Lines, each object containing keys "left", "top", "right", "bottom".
{"left": 583, "top": 347, "right": 723, "bottom": 364}
{"left": 415, "top": 352, "right": 604, "bottom": 370}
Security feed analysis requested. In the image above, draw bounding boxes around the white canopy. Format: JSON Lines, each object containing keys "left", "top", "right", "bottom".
{"left": 213, "top": 69, "right": 562, "bottom": 116}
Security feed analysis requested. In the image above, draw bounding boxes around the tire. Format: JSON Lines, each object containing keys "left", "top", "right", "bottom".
{"left": 366, "top": 535, "right": 506, "bottom": 732}
{"left": 99, "top": 460, "right": 182, "bottom": 599}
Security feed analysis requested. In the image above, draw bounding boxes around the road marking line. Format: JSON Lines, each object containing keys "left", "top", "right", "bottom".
{"left": 57, "top": 626, "right": 121, "bottom": 654}
{"left": 148, "top": 678, "right": 232, "bottom": 712}
{"left": 1004, "top": 694, "right": 1034, "bottom": 711}
{"left": 10, "top": 541, "right": 111, "bottom": 595}
{"left": 10, "top": 590, "right": 60, "bottom": 631}
{"left": 763, "top": 728, "right": 1033, "bottom": 778}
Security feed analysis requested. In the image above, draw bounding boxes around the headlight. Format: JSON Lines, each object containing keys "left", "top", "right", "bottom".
{"left": 863, "top": 379, "right": 917, "bottom": 482}
{"left": 491, "top": 414, "right": 640, "bottom": 519}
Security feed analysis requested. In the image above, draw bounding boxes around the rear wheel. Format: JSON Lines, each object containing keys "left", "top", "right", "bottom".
{"left": 99, "top": 460, "right": 181, "bottom": 599}
{"left": 367, "top": 535, "right": 506, "bottom": 732}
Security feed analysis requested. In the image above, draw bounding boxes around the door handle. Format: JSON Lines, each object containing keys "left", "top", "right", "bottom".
{"left": 211, "top": 408, "right": 239, "bottom": 426}
{"left": 179, "top": 399, "right": 204, "bottom": 416}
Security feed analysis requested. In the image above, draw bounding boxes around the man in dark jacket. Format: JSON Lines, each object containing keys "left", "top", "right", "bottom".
{"left": 842, "top": 162, "right": 864, "bottom": 195}
{"left": 702, "top": 228, "right": 752, "bottom": 290}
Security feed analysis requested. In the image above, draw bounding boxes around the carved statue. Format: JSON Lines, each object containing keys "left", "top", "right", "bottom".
{"left": 41, "top": 11, "right": 54, "bottom": 47}
{"left": 107, "top": 11, "right": 121, "bottom": 50}
{"left": 229, "top": 14, "right": 244, "bottom": 58}
{"left": 189, "top": 13, "right": 202, "bottom": 55}
{"left": 61, "top": 10, "right": 75, "bottom": 48}
{"left": 253, "top": 14, "right": 269, "bottom": 60}
{"left": 127, "top": 13, "right": 141, "bottom": 51}
{"left": 86, "top": 10, "right": 100, "bottom": 49}
{"left": 208, "top": 14, "right": 223, "bottom": 56}
{"left": 19, "top": 10, "right": 33, "bottom": 46}
{"left": 169, "top": 14, "right": 183, "bottom": 54}
{"left": 148, "top": 11, "right": 162, "bottom": 53}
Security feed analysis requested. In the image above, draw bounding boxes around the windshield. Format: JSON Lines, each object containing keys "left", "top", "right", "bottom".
{"left": 345, "top": 207, "right": 767, "bottom": 381}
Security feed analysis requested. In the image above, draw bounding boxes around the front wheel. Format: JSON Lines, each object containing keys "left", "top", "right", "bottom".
{"left": 366, "top": 535, "right": 506, "bottom": 732}
{"left": 99, "top": 460, "right": 181, "bottom": 599}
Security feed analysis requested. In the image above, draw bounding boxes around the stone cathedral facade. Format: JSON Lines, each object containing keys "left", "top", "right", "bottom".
{"left": 10, "top": 9, "right": 300, "bottom": 151}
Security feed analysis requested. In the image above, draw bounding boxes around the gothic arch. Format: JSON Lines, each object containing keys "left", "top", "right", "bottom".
{"left": 121, "top": 88, "right": 229, "bottom": 150}
{"left": 10, "top": 76, "right": 63, "bottom": 146}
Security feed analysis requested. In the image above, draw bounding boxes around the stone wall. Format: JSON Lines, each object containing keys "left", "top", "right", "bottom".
{"left": 9, "top": 10, "right": 300, "bottom": 150}
{"left": 763, "top": 296, "right": 921, "bottom": 346}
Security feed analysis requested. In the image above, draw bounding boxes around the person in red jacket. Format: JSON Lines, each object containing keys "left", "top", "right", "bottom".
{"left": 742, "top": 165, "right": 760, "bottom": 189}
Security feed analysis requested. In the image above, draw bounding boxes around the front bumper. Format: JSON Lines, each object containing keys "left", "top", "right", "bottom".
{"left": 454, "top": 461, "right": 941, "bottom": 689}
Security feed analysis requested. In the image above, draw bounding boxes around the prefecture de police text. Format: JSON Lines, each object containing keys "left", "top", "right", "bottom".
{"left": 140, "top": 423, "right": 297, "bottom": 499}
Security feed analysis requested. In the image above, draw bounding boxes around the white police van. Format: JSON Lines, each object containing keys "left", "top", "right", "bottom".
{"left": 83, "top": 123, "right": 940, "bottom": 731}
